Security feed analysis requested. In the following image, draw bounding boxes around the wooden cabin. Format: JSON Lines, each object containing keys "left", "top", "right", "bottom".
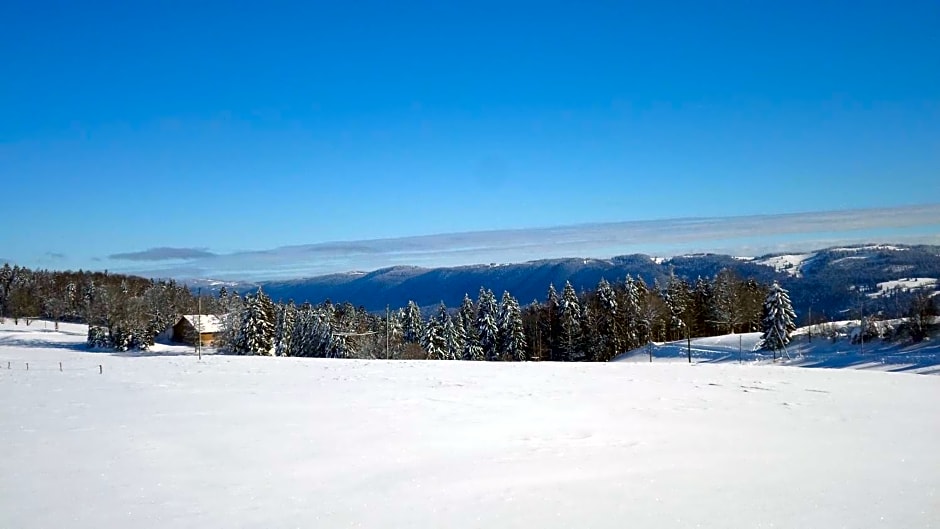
{"left": 169, "top": 314, "right": 223, "bottom": 346}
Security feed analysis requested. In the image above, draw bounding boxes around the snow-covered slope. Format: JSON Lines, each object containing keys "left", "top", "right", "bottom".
{"left": 754, "top": 252, "right": 815, "bottom": 277}
{"left": 2, "top": 321, "right": 939, "bottom": 528}
{"left": 868, "top": 277, "right": 938, "bottom": 298}
{"left": 616, "top": 324, "right": 940, "bottom": 374}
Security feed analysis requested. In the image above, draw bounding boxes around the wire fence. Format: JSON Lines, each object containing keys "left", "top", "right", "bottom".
{"left": 0, "top": 359, "right": 104, "bottom": 374}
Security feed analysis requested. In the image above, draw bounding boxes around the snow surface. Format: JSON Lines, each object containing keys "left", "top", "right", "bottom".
{"left": 754, "top": 253, "right": 815, "bottom": 277}
{"left": 2, "top": 320, "right": 940, "bottom": 528}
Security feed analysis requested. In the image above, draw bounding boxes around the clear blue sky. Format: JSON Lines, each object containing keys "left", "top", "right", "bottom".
{"left": 2, "top": 1, "right": 939, "bottom": 278}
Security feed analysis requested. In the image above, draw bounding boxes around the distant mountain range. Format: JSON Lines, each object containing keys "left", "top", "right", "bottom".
{"left": 187, "top": 244, "right": 940, "bottom": 323}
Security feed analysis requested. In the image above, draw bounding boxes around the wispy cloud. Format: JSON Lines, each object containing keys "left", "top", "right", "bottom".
{"left": 45, "top": 252, "right": 66, "bottom": 260}
{"left": 109, "top": 247, "right": 217, "bottom": 262}
{"left": 109, "top": 205, "right": 940, "bottom": 281}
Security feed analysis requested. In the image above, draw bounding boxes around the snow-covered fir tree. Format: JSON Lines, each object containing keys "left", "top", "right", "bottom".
{"left": 439, "top": 304, "right": 462, "bottom": 360}
{"left": 664, "top": 275, "right": 691, "bottom": 341}
{"left": 559, "top": 281, "right": 583, "bottom": 361}
{"left": 289, "top": 302, "right": 317, "bottom": 357}
{"left": 273, "top": 301, "right": 296, "bottom": 356}
{"left": 619, "top": 275, "right": 641, "bottom": 350}
{"left": 234, "top": 291, "right": 274, "bottom": 355}
{"left": 579, "top": 301, "right": 598, "bottom": 361}
{"left": 458, "top": 294, "right": 482, "bottom": 360}
{"left": 497, "top": 291, "right": 527, "bottom": 361}
{"left": 759, "top": 281, "right": 797, "bottom": 353}
{"left": 476, "top": 287, "right": 499, "bottom": 361}
{"left": 544, "top": 283, "right": 560, "bottom": 360}
{"left": 421, "top": 306, "right": 446, "bottom": 360}
{"left": 402, "top": 300, "right": 424, "bottom": 344}
{"left": 594, "top": 278, "right": 620, "bottom": 362}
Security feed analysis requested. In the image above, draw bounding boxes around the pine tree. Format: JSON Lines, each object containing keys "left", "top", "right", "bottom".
{"left": 759, "top": 281, "right": 797, "bottom": 354}
{"left": 476, "top": 287, "right": 499, "bottom": 361}
{"left": 559, "top": 281, "right": 583, "bottom": 361}
{"left": 497, "top": 291, "right": 527, "bottom": 361}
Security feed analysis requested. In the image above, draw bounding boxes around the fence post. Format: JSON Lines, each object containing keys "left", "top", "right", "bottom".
{"left": 26, "top": 362, "right": 29, "bottom": 371}
{"left": 99, "top": 365, "right": 103, "bottom": 374}
{"left": 59, "top": 362, "right": 63, "bottom": 372}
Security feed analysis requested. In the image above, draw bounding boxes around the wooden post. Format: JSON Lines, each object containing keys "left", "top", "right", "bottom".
{"left": 59, "top": 362, "right": 63, "bottom": 372}
{"left": 686, "top": 326, "right": 692, "bottom": 364}
{"left": 99, "top": 365, "right": 103, "bottom": 374}
{"left": 26, "top": 362, "right": 29, "bottom": 371}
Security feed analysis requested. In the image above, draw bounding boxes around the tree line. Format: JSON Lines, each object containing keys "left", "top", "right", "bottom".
{"left": 222, "top": 270, "right": 776, "bottom": 361}
{"left": 3, "top": 262, "right": 934, "bottom": 359}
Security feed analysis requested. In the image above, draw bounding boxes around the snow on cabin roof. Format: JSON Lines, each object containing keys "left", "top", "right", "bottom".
{"left": 180, "top": 314, "right": 223, "bottom": 334}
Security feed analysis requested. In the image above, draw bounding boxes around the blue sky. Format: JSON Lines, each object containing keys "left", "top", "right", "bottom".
{"left": 2, "top": 1, "right": 938, "bottom": 279}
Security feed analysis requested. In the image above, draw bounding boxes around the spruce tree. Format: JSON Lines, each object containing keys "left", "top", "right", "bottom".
{"left": 421, "top": 307, "right": 446, "bottom": 360}
{"left": 234, "top": 293, "right": 274, "bottom": 355}
{"left": 594, "top": 278, "right": 620, "bottom": 362}
{"left": 545, "top": 283, "right": 560, "bottom": 361}
{"left": 497, "top": 291, "right": 527, "bottom": 361}
{"left": 759, "top": 282, "right": 797, "bottom": 354}
{"left": 441, "top": 306, "right": 462, "bottom": 360}
{"left": 559, "top": 281, "right": 583, "bottom": 361}
{"left": 476, "top": 287, "right": 499, "bottom": 361}
{"left": 273, "top": 301, "right": 296, "bottom": 356}
{"left": 402, "top": 300, "right": 424, "bottom": 344}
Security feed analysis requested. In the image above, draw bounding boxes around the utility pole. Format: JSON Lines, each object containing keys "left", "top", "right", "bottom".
{"left": 808, "top": 307, "right": 813, "bottom": 342}
{"left": 197, "top": 288, "right": 202, "bottom": 360}
{"left": 859, "top": 299, "right": 864, "bottom": 357}
{"left": 686, "top": 323, "right": 691, "bottom": 364}
{"left": 385, "top": 305, "right": 390, "bottom": 360}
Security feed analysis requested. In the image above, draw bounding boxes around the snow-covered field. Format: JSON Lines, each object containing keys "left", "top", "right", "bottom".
{"left": 2, "top": 321, "right": 939, "bottom": 528}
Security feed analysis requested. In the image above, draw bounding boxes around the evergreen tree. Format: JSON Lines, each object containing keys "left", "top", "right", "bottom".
{"left": 441, "top": 305, "right": 462, "bottom": 360}
{"left": 559, "top": 281, "right": 583, "bottom": 361}
{"left": 402, "top": 300, "right": 424, "bottom": 344}
{"left": 476, "top": 287, "right": 499, "bottom": 361}
{"left": 234, "top": 292, "right": 275, "bottom": 355}
{"left": 594, "top": 278, "right": 620, "bottom": 362}
{"left": 289, "top": 302, "right": 317, "bottom": 357}
{"left": 421, "top": 306, "right": 446, "bottom": 360}
{"left": 619, "top": 275, "right": 641, "bottom": 350}
{"left": 497, "top": 291, "right": 527, "bottom": 361}
{"left": 273, "top": 301, "right": 296, "bottom": 356}
{"left": 544, "top": 283, "right": 561, "bottom": 360}
{"left": 579, "top": 301, "right": 597, "bottom": 361}
{"left": 664, "top": 275, "right": 691, "bottom": 341}
{"left": 759, "top": 282, "right": 797, "bottom": 354}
